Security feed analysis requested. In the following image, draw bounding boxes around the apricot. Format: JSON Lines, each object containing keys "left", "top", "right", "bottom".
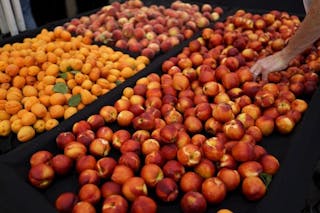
{"left": 11, "top": 119, "right": 23, "bottom": 133}
{"left": 45, "top": 118, "right": 59, "bottom": 131}
{"left": 5, "top": 100, "right": 22, "bottom": 115}
{"left": 0, "top": 120, "right": 11, "bottom": 136}
{"left": 64, "top": 107, "right": 78, "bottom": 119}
{"left": 33, "top": 119, "right": 46, "bottom": 133}
{"left": 49, "top": 105, "right": 65, "bottom": 119}
{"left": 0, "top": 110, "right": 10, "bottom": 120}
{"left": 49, "top": 93, "right": 66, "bottom": 105}
{"left": 17, "top": 126, "right": 35, "bottom": 142}
{"left": 6, "top": 89, "right": 23, "bottom": 101}
{"left": 21, "top": 111, "right": 37, "bottom": 126}
{"left": 5, "top": 64, "right": 19, "bottom": 76}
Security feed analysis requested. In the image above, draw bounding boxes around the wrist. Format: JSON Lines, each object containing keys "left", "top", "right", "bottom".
{"left": 277, "top": 47, "right": 296, "bottom": 63}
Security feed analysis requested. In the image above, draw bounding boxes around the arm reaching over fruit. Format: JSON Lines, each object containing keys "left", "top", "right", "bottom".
{"left": 250, "top": 0, "right": 320, "bottom": 81}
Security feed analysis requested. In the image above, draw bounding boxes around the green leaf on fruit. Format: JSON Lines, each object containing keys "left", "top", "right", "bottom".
{"left": 68, "top": 94, "right": 81, "bottom": 107}
{"left": 66, "top": 66, "right": 73, "bottom": 72}
{"left": 116, "top": 80, "right": 122, "bottom": 86}
{"left": 53, "top": 82, "right": 68, "bottom": 94}
{"left": 259, "top": 173, "right": 272, "bottom": 189}
{"left": 58, "top": 72, "right": 68, "bottom": 79}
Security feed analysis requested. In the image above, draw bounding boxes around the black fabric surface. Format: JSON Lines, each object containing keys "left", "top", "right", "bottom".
{"left": 0, "top": 1, "right": 319, "bottom": 213}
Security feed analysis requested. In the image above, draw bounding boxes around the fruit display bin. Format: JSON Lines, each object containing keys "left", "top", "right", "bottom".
{"left": 0, "top": 3, "right": 320, "bottom": 213}
{"left": 0, "top": 1, "right": 228, "bottom": 154}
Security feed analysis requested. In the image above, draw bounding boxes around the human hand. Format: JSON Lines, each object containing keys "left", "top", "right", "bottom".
{"left": 250, "top": 51, "right": 291, "bottom": 81}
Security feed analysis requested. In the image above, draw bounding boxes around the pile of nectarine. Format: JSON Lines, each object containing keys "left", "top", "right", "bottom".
{"left": 63, "top": 0, "right": 223, "bottom": 59}
{"left": 27, "top": 8, "right": 320, "bottom": 213}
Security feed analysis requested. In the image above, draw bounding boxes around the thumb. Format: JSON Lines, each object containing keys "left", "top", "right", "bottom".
{"left": 262, "top": 71, "right": 269, "bottom": 82}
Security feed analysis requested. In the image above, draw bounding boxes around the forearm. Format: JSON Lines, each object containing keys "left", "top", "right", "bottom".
{"left": 280, "top": 0, "right": 320, "bottom": 61}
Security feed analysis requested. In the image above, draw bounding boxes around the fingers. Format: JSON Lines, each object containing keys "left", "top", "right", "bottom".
{"left": 250, "top": 64, "right": 262, "bottom": 81}
{"left": 262, "top": 72, "right": 268, "bottom": 82}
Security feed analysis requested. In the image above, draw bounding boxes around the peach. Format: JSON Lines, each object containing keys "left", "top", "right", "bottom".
{"left": 29, "top": 150, "right": 53, "bottom": 167}
{"left": 78, "top": 169, "right": 100, "bottom": 186}
{"left": 180, "top": 191, "right": 207, "bottom": 213}
{"left": 155, "top": 177, "right": 179, "bottom": 202}
{"left": 177, "top": 144, "right": 202, "bottom": 167}
{"left": 144, "top": 149, "right": 163, "bottom": 165}
{"left": 72, "top": 120, "right": 91, "bottom": 136}
{"left": 99, "top": 105, "right": 118, "bottom": 123}
{"left": 160, "top": 144, "right": 178, "bottom": 161}
{"left": 64, "top": 142, "right": 87, "bottom": 160}
{"left": 122, "top": 177, "right": 148, "bottom": 202}
{"left": 160, "top": 124, "right": 179, "bottom": 144}
{"left": 291, "top": 99, "right": 308, "bottom": 113}
{"left": 55, "top": 192, "right": 78, "bottom": 213}
{"left": 275, "top": 115, "right": 295, "bottom": 134}
{"left": 111, "top": 165, "right": 134, "bottom": 185}
{"left": 236, "top": 113, "right": 255, "bottom": 129}
{"left": 241, "top": 176, "right": 266, "bottom": 201}
{"left": 286, "top": 109, "right": 302, "bottom": 123}
{"left": 96, "top": 157, "right": 117, "bottom": 179}
{"left": 100, "top": 181, "right": 121, "bottom": 199}
{"left": 75, "top": 155, "right": 96, "bottom": 173}
{"left": 231, "top": 141, "right": 256, "bottom": 162}
{"left": 223, "top": 119, "right": 245, "bottom": 140}
{"left": 260, "top": 154, "right": 280, "bottom": 175}
{"left": 162, "top": 160, "right": 185, "bottom": 182}
{"left": 72, "top": 201, "right": 96, "bottom": 213}
{"left": 212, "top": 103, "right": 234, "bottom": 123}
{"left": 254, "top": 90, "right": 275, "bottom": 108}
{"left": 89, "top": 138, "right": 111, "bottom": 157}
{"left": 51, "top": 154, "right": 73, "bottom": 176}
{"left": 180, "top": 171, "right": 203, "bottom": 193}
{"left": 132, "top": 112, "right": 155, "bottom": 131}
{"left": 202, "top": 137, "right": 225, "bottom": 161}
{"left": 56, "top": 131, "right": 76, "bottom": 150}
{"left": 255, "top": 115, "right": 275, "bottom": 136}
{"left": 102, "top": 195, "right": 128, "bottom": 213}
{"left": 218, "top": 153, "right": 237, "bottom": 170}
{"left": 140, "top": 164, "right": 164, "bottom": 188}
{"left": 194, "top": 159, "right": 216, "bottom": 179}
{"left": 237, "top": 161, "right": 263, "bottom": 178}
{"left": 78, "top": 183, "right": 101, "bottom": 205}
{"left": 221, "top": 72, "right": 240, "bottom": 90}
{"left": 241, "top": 104, "right": 261, "bottom": 120}
{"left": 112, "top": 129, "right": 131, "bottom": 149}
{"left": 246, "top": 125, "right": 263, "bottom": 143}
{"left": 28, "top": 163, "right": 55, "bottom": 189}
{"left": 263, "top": 107, "right": 280, "bottom": 119}
{"left": 76, "top": 130, "right": 95, "bottom": 147}
{"left": 96, "top": 126, "right": 113, "bottom": 141}
{"left": 118, "top": 152, "right": 141, "bottom": 172}
{"left": 87, "top": 114, "right": 105, "bottom": 130}
{"left": 201, "top": 177, "right": 227, "bottom": 204}
{"left": 141, "top": 138, "right": 160, "bottom": 156}
{"left": 130, "top": 196, "right": 157, "bottom": 213}
{"left": 217, "top": 168, "right": 241, "bottom": 191}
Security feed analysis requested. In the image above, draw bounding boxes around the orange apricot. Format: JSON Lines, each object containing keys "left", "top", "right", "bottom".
{"left": 45, "top": 118, "right": 59, "bottom": 131}
{"left": 17, "top": 126, "right": 35, "bottom": 142}
{"left": 31, "top": 103, "right": 47, "bottom": 118}
{"left": 21, "top": 111, "right": 37, "bottom": 126}
{"left": 49, "top": 105, "right": 65, "bottom": 119}
{"left": 5, "top": 100, "right": 22, "bottom": 115}
{"left": 5, "top": 64, "right": 19, "bottom": 76}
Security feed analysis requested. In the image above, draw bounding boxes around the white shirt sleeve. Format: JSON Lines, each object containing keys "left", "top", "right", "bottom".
{"left": 303, "top": 0, "right": 312, "bottom": 12}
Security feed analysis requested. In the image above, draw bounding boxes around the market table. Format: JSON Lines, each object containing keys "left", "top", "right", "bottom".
{"left": 0, "top": 1, "right": 319, "bottom": 213}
